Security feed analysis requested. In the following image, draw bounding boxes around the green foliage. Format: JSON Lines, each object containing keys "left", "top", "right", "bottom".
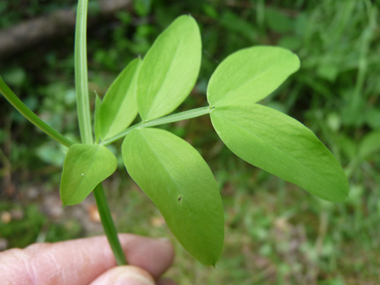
{"left": 36, "top": 141, "right": 66, "bottom": 167}
{"left": 122, "top": 128, "right": 224, "bottom": 265}
{"left": 66, "top": 14, "right": 347, "bottom": 263}
{"left": 207, "top": 46, "right": 300, "bottom": 106}
{"left": 1, "top": 11, "right": 351, "bottom": 266}
{"left": 60, "top": 144, "right": 117, "bottom": 206}
{"left": 0, "top": 202, "right": 82, "bottom": 248}
{"left": 206, "top": 45, "right": 347, "bottom": 201}
{"left": 211, "top": 104, "right": 348, "bottom": 202}
{"left": 358, "top": 130, "right": 380, "bottom": 159}
{"left": 0, "top": 0, "right": 77, "bottom": 29}
{"left": 136, "top": 15, "right": 201, "bottom": 121}
{"left": 0, "top": 203, "right": 46, "bottom": 248}
{"left": 98, "top": 58, "right": 141, "bottom": 140}
{"left": 134, "top": 0, "right": 152, "bottom": 16}
{"left": 5, "top": 0, "right": 380, "bottom": 275}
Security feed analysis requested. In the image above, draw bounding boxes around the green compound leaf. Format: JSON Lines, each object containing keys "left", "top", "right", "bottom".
{"left": 60, "top": 144, "right": 117, "bottom": 206}
{"left": 98, "top": 58, "right": 142, "bottom": 140}
{"left": 211, "top": 104, "right": 349, "bottom": 202}
{"left": 207, "top": 46, "right": 300, "bottom": 107}
{"left": 136, "top": 15, "right": 201, "bottom": 121}
{"left": 122, "top": 128, "right": 224, "bottom": 265}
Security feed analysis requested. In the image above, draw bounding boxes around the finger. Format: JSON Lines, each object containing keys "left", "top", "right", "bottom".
{"left": 90, "top": 266, "right": 155, "bottom": 285}
{"left": 118, "top": 236, "right": 174, "bottom": 278}
{"left": 90, "top": 266, "right": 177, "bottom": 285}
{"left": 0, "top": 234, "right": 174, "bottom": 285}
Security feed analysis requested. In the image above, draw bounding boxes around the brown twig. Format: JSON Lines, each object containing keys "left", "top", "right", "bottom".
{"left": 0, "top": 0, "right": 133, "bottom": 59}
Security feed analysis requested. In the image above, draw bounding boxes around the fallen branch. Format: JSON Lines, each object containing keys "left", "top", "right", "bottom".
{"left": 0, "top": 0, "right": 132, "bottom": 59}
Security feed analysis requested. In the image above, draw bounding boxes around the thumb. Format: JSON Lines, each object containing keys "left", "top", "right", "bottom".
{"left": 90, "top": 265, "right": 155, "bottom": 285}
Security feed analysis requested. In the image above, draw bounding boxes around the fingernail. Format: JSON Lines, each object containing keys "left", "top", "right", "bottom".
{"left": 113, "top": 266, "right": 155, "bottom": 285}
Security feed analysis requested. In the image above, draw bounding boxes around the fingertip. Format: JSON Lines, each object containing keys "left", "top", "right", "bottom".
{"left": 118, "top": 234, "right": 175, "bottom": 278}
{"left": 90, "top": 265, "right": 155, "bottom": 285}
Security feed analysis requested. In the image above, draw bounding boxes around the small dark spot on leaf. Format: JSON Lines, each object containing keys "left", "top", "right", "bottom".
{"left": 178, "top": 196, "right": 182, "bottom": 201}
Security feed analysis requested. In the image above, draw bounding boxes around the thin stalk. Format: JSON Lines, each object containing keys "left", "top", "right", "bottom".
{"left": 0, "top": 77, "right": 74, "bottom": 147}
{"left": 350, "top": 1, "right": 375, "bottom": 114}
{"left": 93, "top": 183, "right": 127, "bottom": 265}
{"left": 75, "top": 0, "right": 93, "bottom": 145}
{"left": 101, "top": 106, "right": 212, "bottom": 145}
{"left": 74, "top": 0, "right": 126, "bottom": 265}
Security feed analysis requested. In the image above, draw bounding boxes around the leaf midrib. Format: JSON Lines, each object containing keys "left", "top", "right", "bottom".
{"left": 214, "top": 109, "right": 327, "bottom": 187}
{"left": 145, "top": 39, "right": 183, "bottom": 119}
{"left": 210, "top": 56, "right": 283, "bottom": 105}
{"left": 138, "top": 130, "right": 184, "bottom": 196}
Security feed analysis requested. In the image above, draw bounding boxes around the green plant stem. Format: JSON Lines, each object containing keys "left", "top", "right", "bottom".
{"left": 101, "top": 106, "right": 212, "bottom": 145}
{"left": 74, "top": 0, "right": 125, "bottom": 266}
{"left": 93, "top": 183, "right": 127, "bottom": 265}
{"left": 75, "top": 0, "right": 93, "bottom": 145}
{"left": 0, "top": 77, "right": 74, "bottom": 147}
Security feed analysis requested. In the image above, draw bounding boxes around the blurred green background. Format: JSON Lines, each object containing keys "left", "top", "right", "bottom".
{"left": 0, "top": 0, "right": 380, "bottom": 284}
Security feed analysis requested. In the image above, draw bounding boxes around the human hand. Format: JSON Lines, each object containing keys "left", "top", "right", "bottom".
{"left": 0, "top": 234, "right": 175, "bottom": 285}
